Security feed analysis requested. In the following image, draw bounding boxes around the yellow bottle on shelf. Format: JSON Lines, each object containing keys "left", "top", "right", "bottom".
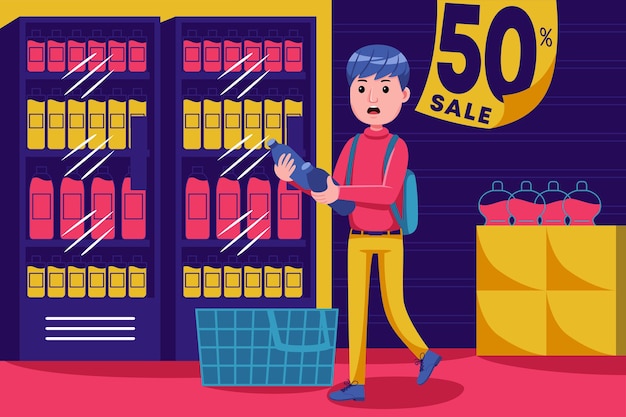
{"left": 243, "top": 98, "right": 262, "bottom": 150}
{"left": 223, "top": 256, "right": 243, "bottom": 298}
{"left": 67, "top": 99, "right": 86, "bottom": 150}
{"left": 263, "top": 96, "right": 282, "bottom": 147}
{"left": 47, "top": 256, "right": 66, "bottom": 298}
{"left": 284, "top": 97, "right": 303, "bottom": 146}
{"left": 88, "top": 255, "right": 107, "bottom": 298}
{"left": 183, "top": 255, "right": 202, "bottom": 298}
{"left": 223, "top": 99, "right": 242, "bottom": 150}
{"left": 128, "top": 98, "right": 147, "bottom": 149}
{"left": 67, "top": 256, "right": 87, "bottom": 298}
{"left": 183, "top": 98, "right": 202, "bottom": 150}
{"left": 203, "top": 98, "right": 222, "bottom": 150}
{"left": 128, "top": 255, "right": 148, "bottom": 298}
{"left": 87, "top": 99, "right": 106, "bottom": 150}
{"left": 46, "top": 99, "right": 66, "bottom": 150}
{"left": 108, "top": 255, "right": 127, "bottom": 298}
{"left": 263, "top": 255, "right": 283, "bottom": 298}
{"left": 203, "top": 255, "right": 222, "bottom": 298}
{"left": 108, "top": 98, "right": 127, "bottom": 150}
{"left": 27, "top": 98, "right": 46, "bottom": 150}
{"left": 27, "top": 255, "right": 46, "bottom": 298}
{"left": 244, "top": 255, "right": 263, "bottom": 298}
{"left": 284, "top": 255, "right": 303, "bottom": 298}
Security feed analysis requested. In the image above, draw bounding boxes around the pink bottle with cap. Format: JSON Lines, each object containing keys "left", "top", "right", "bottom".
{"left": 60, "top": 172, "right": 85, "bottom": 239}
{"left": 246, "top": 167, "right": 271, "bottom": 240}
{"left": 216, "top": 173, "right": 241, "bottom": 240}
{"left": 121, "top": 173, "right": 146, "bottom": 239}
{"left": 539, "top": 181, "right": 568, "bottom": 225}
{"left": 563, "top": 181, "right": 601, "bottom": 225}
{"left": 478, "top": 181, "right": 512, "bottom": 226}
{"left": 203, "top": 30, "right": 222, "bottom": 73}
{"left": 507, "top": 181, "right": 545, "bottom": 226}
{"left": 29, "top": 166, "right": 54, "bottom": 239}
{"left": 185, "top": 167, "right": 210, "bottom": 239}
{"left": 90, "top": 167, "right": 116, "bottom": 239}
{"left": 88, "top": 38, "right": 106, "bottom": 72}
{"left": 183, "top": 39, "right": 201, "bottom": 72}
{"left": 277, "top": 180, "right": 302, "bottom": 239}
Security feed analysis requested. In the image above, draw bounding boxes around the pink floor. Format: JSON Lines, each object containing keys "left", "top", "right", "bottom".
{"left": 1, "top": 349, "right": 625, "bottom": 416}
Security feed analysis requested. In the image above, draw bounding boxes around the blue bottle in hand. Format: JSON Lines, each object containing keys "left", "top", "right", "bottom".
{"left": 268, "top": 138, "right": 309, "bottom": 189}
{"left": 302, "top": 162, "right": 355, "bottom": 216}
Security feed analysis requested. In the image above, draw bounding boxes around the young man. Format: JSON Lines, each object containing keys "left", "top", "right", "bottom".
{"left": 274, "top": 44, "right": 441, "bottom": 402}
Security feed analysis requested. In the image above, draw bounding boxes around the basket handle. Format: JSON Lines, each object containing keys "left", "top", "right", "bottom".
{"left": 267, "top": 310, "right": 332, "bottom": 353}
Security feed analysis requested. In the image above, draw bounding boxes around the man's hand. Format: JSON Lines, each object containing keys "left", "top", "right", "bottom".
{"left": 274, "top": 153, "right": 296, "bottom": 182}
{"left": 311, "top": 176, "right": 339, "bottom": 204}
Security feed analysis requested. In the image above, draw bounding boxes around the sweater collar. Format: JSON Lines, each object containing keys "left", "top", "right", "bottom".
{"left": 363, "top": 126, "right": 390, "bottom": 139}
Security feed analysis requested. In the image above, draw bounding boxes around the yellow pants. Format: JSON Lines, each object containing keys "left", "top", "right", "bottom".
{"left": 347, "top": 232, "right": 428, "bottom": 383}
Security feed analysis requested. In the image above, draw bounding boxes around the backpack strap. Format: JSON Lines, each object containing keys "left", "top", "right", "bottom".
{"left": 383, "top": 134, "right": 399, "bottom": 172}
{"left": 345, "top": 134, "right": 360, "bottom": 185}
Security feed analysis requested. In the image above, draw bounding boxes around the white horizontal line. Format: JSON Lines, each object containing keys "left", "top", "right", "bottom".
{"left": 45, "top": 317, "right": 136, "bottom": 321}
{"left": 45, "top": 337, "right": 135, "bottom": 341}
{"left": 45, "top": 327, "right": 136, "bottom": 331}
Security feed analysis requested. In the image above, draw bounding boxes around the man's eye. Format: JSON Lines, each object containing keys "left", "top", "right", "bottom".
{"left": 358, "top": 86, "right": 365, "bottom": 93}
{"left": 382, "top": 86, "right": 389, "bottom": 93}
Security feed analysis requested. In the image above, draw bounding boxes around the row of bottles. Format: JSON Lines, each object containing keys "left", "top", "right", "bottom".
{"left": 182, "top": 96, "right": 302, "bottom": 150}
{"left": 27, "top": 35, "right": 148, "bottom": 73}
{"left": 183, "top": 255, "right": 303, "bottom": 299}
{"left": 27, "top": 97, "right": 147, "bottom": 150}
{"left": 185, "top": 167, "right": 301, "bottom": 240}
{"left": 182, "top": 29, "right": 303, "bottom": 73}
{"left": 29, "top": 166, "right": 146, "bottom": 240}
{"left": 478, "top": 180, "right": 602, "bottom": 226}
{"left": 26, "top": 255, "right": 147, "bottom": 298}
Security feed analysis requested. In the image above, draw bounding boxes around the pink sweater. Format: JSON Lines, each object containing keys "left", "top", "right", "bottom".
{"left": 334, "top": 127, "right": 408, "bottom": 232}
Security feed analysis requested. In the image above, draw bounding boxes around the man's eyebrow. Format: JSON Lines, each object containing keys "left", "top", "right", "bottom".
{"left": 357, "top": 79, "right": 368, "bottom": 82}
{"left": 381, "top": 79, "right": 391, "bottom": 82}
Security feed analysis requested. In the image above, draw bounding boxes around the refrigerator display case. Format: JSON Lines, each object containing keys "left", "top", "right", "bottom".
{"left": 161, "top": 17, "right": 318, "bottom": 360}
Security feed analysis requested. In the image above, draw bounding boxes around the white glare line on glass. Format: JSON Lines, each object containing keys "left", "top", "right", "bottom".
{"left": 64, "top": 136, "right": 113, "bottom": 177}
{"left": 62, "top": 134, "right": 97, "bottom": 161}
{"left": 81, "top": 70, "right": 115, "bottom": 99}
{"left": 217, "top": 134, "right": 254, "bottom": 161}
{"left": 237, "top": 225, "right": 270, "bottom": 256}
{"left": 62, "top": 53, "right": 97, "bottom": 79}
{"left": 63, "top": 211, "right": 113, "bottom": 253}
{"left": 218, "top": 209, "right": 252, "bottom": 237}
{"left": 81, "top": 225, "right": 115, "bottom": 256}
{"left": 62, "top": 210, "right": 96, "bottom": 237}
{"left": 220, "top": 211, "right": 269, "bottom": 253}
{"left": 81, "top": 150, "right": 115, "bottom": 180}
{"left": 237, "top": 70, "right": 270, "bottom": 99}
{"left": 217, "top": 52, "right": 253, "bottom": 80}
{"left": 221, "top": 136, "right": 269, "bottom": 177}
{"left": 237, "top": 151, "right": 270, "bottom": 180}
{"left": 220, "top": 54, "right": 269, "bottom": 96}
{"left": 64, "top": 55, "right": 113, "bottom": 96}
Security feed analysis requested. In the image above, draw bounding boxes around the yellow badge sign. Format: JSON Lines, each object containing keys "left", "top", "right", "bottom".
{"left": 415, "top": 0, "right": 558, "bottom": 128}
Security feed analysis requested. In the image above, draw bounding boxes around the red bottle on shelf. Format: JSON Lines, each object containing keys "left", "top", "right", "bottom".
{"left": 29, "top": 166, "right": 54, "bottom": 240}
{"left": 128, "top": 32, "right": 147, "bottom": 73}
{"left": 246, "top": 167, "right": 271, "bottom": 240}
{"left": 183, "top": 37, "right": 201, "bottom": 72}
{"left": 60, "top": 172, "right": 85, "bottom": 240}
{"left": 243, "top": 30, "right": 262, "bottom": 72}
{"left": 27, "top": 39, "right": 46, "bottom": 72}
{"left": 88, "top": 34, "right": 106, "bottom": 72}
{"left": 185, "top": 166, "right": 210, "bottom": 239}
{"left": 277, "top": 179, "right": 302, "bottom": 239}
{"left": 264, "top": 29, "right": 283, "bottom": 73}
{"left": 216, "top": 173, "right": 241, "bottom": 240}
{"left": 284, "top": 30, "right": 303, "bottom": 72}
{"left": 47, "top": 39, "right": 66, "bottom": 73}
{"left": 223, "top": 30, "right": 242, "bottom": 73}
{"left": 108, "top": 35, "right": 127, "bottom": 72}
{"left": 90, "top": 166, "right": 116, "bottom": 239}
{"left": 67, "top": 36, "right": 87, "bottom": 73}
{"left": 203, "top": 30, "right": 222, "bottom": 73}
{"left": 121, "top": 173, "right": 146, "bottom": 239}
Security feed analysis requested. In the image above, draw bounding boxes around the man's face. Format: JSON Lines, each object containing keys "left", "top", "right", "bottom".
{"left": 349, "top": 74, "right": 410, "bottom": 128}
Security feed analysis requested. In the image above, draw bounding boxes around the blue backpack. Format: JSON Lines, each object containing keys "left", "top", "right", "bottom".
{"left": 345, "top": 134, "right": 418, "bottom": 235}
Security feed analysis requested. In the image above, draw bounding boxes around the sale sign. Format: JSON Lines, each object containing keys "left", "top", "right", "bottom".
{"left": 415, "top": 0, "right": 558, "bottom": 128}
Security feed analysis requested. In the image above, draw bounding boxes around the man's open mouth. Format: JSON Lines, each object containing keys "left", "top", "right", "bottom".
{"left": 367, "top": 106, "right": 380, "bottom": 114}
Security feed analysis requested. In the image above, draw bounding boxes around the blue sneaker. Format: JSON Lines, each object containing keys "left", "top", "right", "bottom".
{"left": 416, "top": 350, "right": 441, "bottom": 385}
{"left": 329, "top": 381, "right": 365, "bottom": 401}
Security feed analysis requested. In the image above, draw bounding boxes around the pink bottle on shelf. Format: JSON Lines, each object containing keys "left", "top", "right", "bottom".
{"left": 108, "top": 36, "right": 127, "bottom": 72}
{"left": 539, "top": 181, "right": 568, "bottom": 225}
{"left": 67, "top": 36, "right": 87, "bottom": 73}
{"left": 246, "top": 167, "right": 271, "bottom": 240}
{"left": 563, "top": 181, "right": 602, "bottom": 226}
{"left": 27, "top": 39, "right": 46, "bottom": 72}
{"left": 284, "top": 30, "right": 303, "bottom": 72}
{"left": 216, "top": 173, "right": 241, "bottom": 240}
{"left": 29, "top": 166, "right": 54, "bottom": 240}
{"left": 47, "top": 39, "right": 66, "bottom": 73}
{"left": 264, "top": 29, "right": 283, "bottom": 72}
{"left": 243, "top": 30, "right": 262, "bottom": 72}
{"left": 88, "top": 36, "right": 106, "bottom": 72}
{"left": 478, "top": 180, "right": 512, "bottom": 226}
{"left": 203, "top": 30, "right": 222, "bottom": 73}
{"left": 121, "top": 173, "right": 146, "bottom": 239}
{"left": 185, "top": 166, "right": 210, "bottom": 239}
{"left": 223, "top": 31, "right": 242, "bottom": 73}
{"left": 128, "top": 33, "right": 147, "bottom": 72}
{"left": 183, "top": 37, "right": 201, "bottom": 72}
{"left": 90, "top": 166, "right": 116, "bottom": 240}
{"left": 60, "top": 172, "right": 85, "bottom": 240}
{"left": 507, "top": 181, "right": 546, "bottom": 226}
{"left": 277, "top": 179, "right": 302, "bottom": 239}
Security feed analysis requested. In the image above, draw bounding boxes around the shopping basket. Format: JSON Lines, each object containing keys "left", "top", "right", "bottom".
{"left": 195, "top": 308, "right": 338, "bottom": 386}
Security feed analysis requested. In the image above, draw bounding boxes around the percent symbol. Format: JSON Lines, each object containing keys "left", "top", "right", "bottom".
{"left": 540, "top": 27, "right": 552, "bottom": 47}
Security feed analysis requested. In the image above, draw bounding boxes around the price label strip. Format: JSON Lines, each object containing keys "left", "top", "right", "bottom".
{"left": 416, "top": 0, "right": 558, "bottom": 128}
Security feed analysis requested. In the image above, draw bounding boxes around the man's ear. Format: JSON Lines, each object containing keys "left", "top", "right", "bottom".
{"left": 402, "top": 87, "right": 411, "bottom": 103}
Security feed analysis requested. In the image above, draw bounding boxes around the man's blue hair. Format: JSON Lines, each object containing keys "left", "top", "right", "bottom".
{"left": 346, "top": 44, "right": 410, "bottom": 90}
